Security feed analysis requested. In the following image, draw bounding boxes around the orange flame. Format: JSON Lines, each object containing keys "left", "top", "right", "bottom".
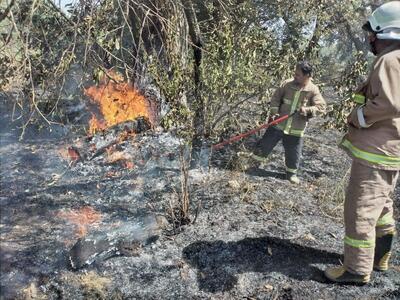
{"left": 88, "top": 113, "right": 107, "bottom": 134}
{"left": 57, "top": 206, "right": 102, "bottom": 239}
{"left": 85, "top": 71, "right": 153, "bottom": 134}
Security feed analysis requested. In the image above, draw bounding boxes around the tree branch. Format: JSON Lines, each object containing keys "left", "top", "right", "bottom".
{"left": 0, "top": 0, "right": 15, "bottom": 23}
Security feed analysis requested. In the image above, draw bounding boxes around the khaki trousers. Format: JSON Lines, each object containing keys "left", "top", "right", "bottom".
{"left": 344, "top": 161, "right": 398, "bottom": 275}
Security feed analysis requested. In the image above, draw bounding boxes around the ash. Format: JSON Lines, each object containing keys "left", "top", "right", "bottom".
{"left": 1, "top": 117, "right": 399, "bottom": 299}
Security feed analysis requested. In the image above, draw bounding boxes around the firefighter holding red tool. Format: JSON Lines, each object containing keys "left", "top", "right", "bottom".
{"left": 253, "top": 61, "right": 326, "bottom": 184}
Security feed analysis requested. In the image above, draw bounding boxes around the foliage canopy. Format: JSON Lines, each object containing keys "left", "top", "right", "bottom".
{"left": 0, "top": 0, "right": 382, "bottom": 139}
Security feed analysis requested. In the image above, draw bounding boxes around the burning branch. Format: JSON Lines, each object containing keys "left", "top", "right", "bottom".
{"left": 88, "top": 117, "right": 151, "bottom": 161}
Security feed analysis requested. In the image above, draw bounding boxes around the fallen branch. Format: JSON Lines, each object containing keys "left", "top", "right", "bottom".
{"left": 0, "top": 0, "right": 15, "bottom": 23}
{"left": 89, "top": 117, "right": 151, "bottom": 160}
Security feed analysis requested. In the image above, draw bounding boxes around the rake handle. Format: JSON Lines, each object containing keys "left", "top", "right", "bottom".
{"left": 212, "top": 112, "right": 296, "bottom": 150}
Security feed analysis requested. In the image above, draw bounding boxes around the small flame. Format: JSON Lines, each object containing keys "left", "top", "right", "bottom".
{"left": 88, "top": 113, "right": 107, "bottom": 135}
{"left": 57, "top": 206, "right": 102, "bottom": 239}
{"left": 85, "top": 70, "right": 153, "bottom": 134}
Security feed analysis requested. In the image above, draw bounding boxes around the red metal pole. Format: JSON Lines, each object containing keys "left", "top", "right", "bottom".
{"left": 212, "top": 113, "right": 295, "bottom": 150}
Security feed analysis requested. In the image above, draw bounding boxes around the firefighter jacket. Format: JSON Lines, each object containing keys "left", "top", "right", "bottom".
{"left": 341, "top": 45, "right": 400, "bottom": 171}
{"left": 269, "top": 79, "right": 326, "bottom": 137}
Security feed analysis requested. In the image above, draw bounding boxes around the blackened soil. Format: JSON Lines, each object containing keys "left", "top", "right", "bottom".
{"left": 1, "top": 115, "right": 399, "bottom": 300}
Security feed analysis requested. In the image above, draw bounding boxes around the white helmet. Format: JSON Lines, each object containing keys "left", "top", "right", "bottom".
{"left": 363, "top": 1, "right": 400, "bottom": 40}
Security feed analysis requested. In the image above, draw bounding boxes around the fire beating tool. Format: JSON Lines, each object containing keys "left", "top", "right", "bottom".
{"left": 212, "top": 111, "right": 298, "bottom": 150}
{"left": 193, "top": 111, "right": 298, "bottom": 170}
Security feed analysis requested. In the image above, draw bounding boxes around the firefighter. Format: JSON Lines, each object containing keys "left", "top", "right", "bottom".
{"left": 325, "top": 1, "right": 400, "bottom": 284}
{"left": 254, "top": 61, "right": 326, "bottom": 184}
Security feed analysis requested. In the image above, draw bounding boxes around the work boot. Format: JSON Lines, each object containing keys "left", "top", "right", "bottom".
{"left": 286, "top": 173, "right": 300, "bottom": 184}
{"left": 374, "top": 231, "right": 396, "bottom": 271}
{"left": 324, "top": 266, "right": 370, "bottom": 284}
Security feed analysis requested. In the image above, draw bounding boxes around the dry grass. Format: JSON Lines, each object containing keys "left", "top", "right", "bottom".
{"left": 230, "top": 150, "right": 268, "bottom": 172}
{"left": 19, "top": 282, "right": 47, "bottom": 300}
{"left": 260, "top": 197, "right": 301, "bottom": 215}
{"left": 226, "top": 171, "right": 257, "bottom": 203}
{"left": 312, "top": 167, "right": 351, "bottom": 220}
{"left": 167, "top": 145, "right": 191, "bottom": 230}
{"left": 58, "top": 271, "right": 111, "bottom": 298}
{"left": 260, "top": 200, "right": 276, "bottom": 213}
{"left": 79, "top": 271, "right": 112, "bottom": 299}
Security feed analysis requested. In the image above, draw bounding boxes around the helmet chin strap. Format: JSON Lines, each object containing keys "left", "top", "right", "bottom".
{"left": 369, "top": 40, "right": 378, "bottom": 55}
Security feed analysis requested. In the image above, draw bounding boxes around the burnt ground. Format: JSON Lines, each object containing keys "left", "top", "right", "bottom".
{"left": 0, "top": 106, "right": 399, "bottom": 299}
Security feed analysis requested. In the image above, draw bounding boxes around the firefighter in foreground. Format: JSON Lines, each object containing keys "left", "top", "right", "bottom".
{"left": 324, "top": 1, "right": 400, "bottom": 284}
{"left": 254, "top": 61, "right": 326, "bottom": 184}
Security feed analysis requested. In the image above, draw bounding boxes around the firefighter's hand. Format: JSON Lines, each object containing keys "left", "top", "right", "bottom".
{"left": 269, "top": 114, "right": 280, "bottom": 121}
{"left": 347, "top": 108, "right": 360, "bottom": 128}
{"left": 299, "top": 106, "right": 308, "bottom": 116}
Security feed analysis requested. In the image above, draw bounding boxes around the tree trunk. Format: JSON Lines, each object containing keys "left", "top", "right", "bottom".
{"left": 303, "top": 18, "right": 321, "bottom": 60}
{"left": 127, "top": 0, "right": 189, "bottom": 97}
{"left": 343, "top": 20, "right": 368, "bottom": 56}
{"left": 182, "top": 0, "right": 205, "bottom": 155}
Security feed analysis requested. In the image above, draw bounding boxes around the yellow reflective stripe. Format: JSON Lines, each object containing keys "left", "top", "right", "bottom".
{"left": 286, "top": 167, "right": 297, "bottom": 173}
{"left": 377, "top": 213, "right": 395, "bottom": 227}
{"left": 344, "top": 236, "right": 375, "bottom": 248}
{"left": 270, "top": 107, "right": 279, "bottom": 114}
{"left": 341, "top": 139, "right": 400, "bottom": 166}
{"left": 276, "top": 122, "right": 285, "bottom": 130}
{"left": 352, "top": 93, "right": 365, "bottom": 104}
{"left": 376, "top": 229, "right": 397, "bottom": 238}
{"left": 288, "top": 129, "right": 304, "bottom": 137}
{"left": 284, "top": 91, "right": 301, "bottom": 133}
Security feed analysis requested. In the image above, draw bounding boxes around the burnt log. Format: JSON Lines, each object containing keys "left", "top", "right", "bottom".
{"left": 68, "top": 215, "right": 167, "bottom": 269}
{"left": 88, "top": 117, "right": 151, "bottom": 160}
{"left": 106, "top": 116, "right": 152, "bottom": 135}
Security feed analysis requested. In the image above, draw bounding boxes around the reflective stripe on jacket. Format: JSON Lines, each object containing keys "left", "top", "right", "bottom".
{"left": 270, "top": 79, "right": 326, "bottom": 136}
{"left": 341, "top": 45, "right": 400, "bottom": 170}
